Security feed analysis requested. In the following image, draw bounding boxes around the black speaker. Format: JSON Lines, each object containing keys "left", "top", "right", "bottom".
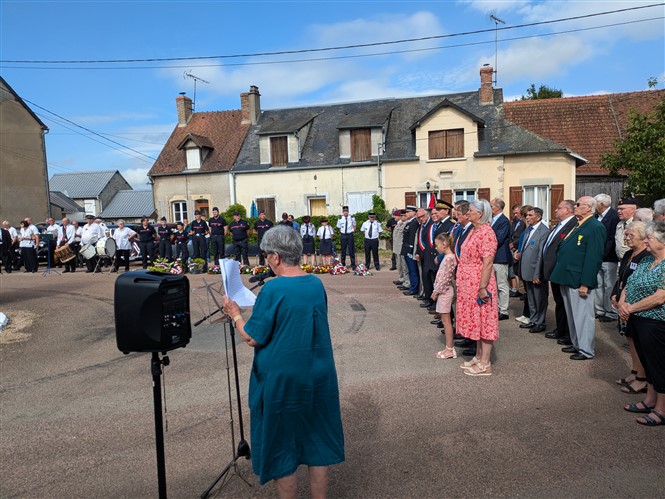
{"left": 114, "top": 270, "right": 191, "bottom": 354}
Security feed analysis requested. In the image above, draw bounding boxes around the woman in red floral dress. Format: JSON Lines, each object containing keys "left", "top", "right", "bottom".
{"left": 456, "top": 199, "right": 499, "bottom": 376}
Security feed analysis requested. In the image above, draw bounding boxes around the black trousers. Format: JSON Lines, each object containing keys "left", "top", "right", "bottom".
{"left": 21, "top": 247, "right": 38, "bottom": 272}
{"left": 233, "top": 239, "right": 249, "bottom": 265}
{"left": 340, "top": 233, "right": 355, "bottom": 266}
{"left": 550, "top": 281, "right": 569, "bottom": 334}
{"left": 364, "top": 238, "right": 379, "bottom": 269}
{"left": 210, "top": 235, "right": 225, "bottom": 263}
{"left": 114, "top": 249, "right": 131, "bottom": 271}
{"left": 158, "top": 240, "right": 172, "bottom": 261}
{"left": 138, "top": 241, "right": 153, "bottom": 269}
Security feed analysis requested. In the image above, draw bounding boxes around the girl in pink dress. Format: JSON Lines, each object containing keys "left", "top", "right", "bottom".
{"left": 432, "top": 233, "right": 457, "bottom": 359}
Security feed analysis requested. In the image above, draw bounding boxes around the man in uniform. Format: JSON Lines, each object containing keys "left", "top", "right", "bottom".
{"left": 385, "top": 209, "right": 400, "bottom": 270}
{"left": 137, "top": 217, "right": 156, "bottom": 270}
{"left": 56, "top": 217, "right": 76, "bottom": 273}
{"left": 360, "top": 212, "right": 382, "bottom": 271}
{"left": 254, "top": 210, "right": 273, "bottom": 265}
{"left": 156, "top": 217, "right": 173, "bottom": 261}
{"left": 336, "top": 206, "right": 356, "bottom": 269}
{"left": 173, "top": 221, "right": 190, "bottom": 272}
{"left": 81, "top": 214, "right": 105, "bottom": 273}
{"left": 189, "top": 210, "right": 209, "bottom": 271}
{"left": 400, "top": 205, "right": 420, "bottom": 296}
{"left": 228, "top": 211, "right": 250, "bottom": 265}
{"left": 208, "top": 207, "right": 227, "bottom": 265}
{"left": 550, "top": 196, "right": 606, "bottom": 360}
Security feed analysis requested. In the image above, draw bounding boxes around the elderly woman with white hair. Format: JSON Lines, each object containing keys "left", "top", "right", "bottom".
{"left": 457, "top": 198, "right": 499, "bottom": 376}
{"left": 222, "top": 225, "right": 345, "bottom": 496}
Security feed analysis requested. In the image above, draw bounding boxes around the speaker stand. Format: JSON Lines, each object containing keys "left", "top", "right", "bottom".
{"left": 151, "top": 352, "right": 169, "bottom": 499}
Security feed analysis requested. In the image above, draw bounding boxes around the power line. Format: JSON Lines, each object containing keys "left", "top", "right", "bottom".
{"left": 2, "top": 3, "right": 662, "bottom": 65}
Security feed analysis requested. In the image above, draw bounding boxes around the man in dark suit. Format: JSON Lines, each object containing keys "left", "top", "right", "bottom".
{"left": 551, "top": 196, "right": 607, "bottom": 360}
{"left": 534, "top": 200, "right": 578, "bottom": 342}
{"left": 593, "top": 193, "right": 619, "bottom": 322}
{"left": 491, "top": 198, "right": 512, "bottom": 320}
{"left": 517, "top": 207, "right": 550, "bottom": 332}
{"left": 401, "top": 205, "right": 420, "bottom": 296}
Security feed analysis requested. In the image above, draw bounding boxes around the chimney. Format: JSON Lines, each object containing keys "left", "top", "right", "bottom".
{"left": 479, "top": 65, "right": 494, "bottom": 105}
{"left": 240, "top": 85, "right": 261, "bottom": 125}
{"left": 176, "top": 93, "right": 193, "bottom": 126}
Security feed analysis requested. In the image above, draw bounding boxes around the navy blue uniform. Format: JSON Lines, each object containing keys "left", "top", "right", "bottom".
{"left": 137, "top": 225, "right": 156, "bottom": 269}
{"left": 157, "top": 224, "right": 173, "bottom": 261}
{"left": 208, "top": 216, "right": 227, "bottom": 263}
{"left": 173, "top": 230, "right": 190, "bottom": 270}
{"left": 229, "top": 219, "right": 250, "bottom": 265}
{"left": 254, "top": 218, "right": 274, "bottom": 265}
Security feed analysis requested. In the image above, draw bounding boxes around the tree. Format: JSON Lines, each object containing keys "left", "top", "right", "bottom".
{"left": 520, "top": 83, "right": 563, "bottom": 100}
{"left": 602, "top": 99, "right": 665, "bottom": 205}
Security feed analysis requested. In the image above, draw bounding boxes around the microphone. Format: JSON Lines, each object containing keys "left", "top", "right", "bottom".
{"left": 248, "top": 268, "right": 275, "bottom": 283}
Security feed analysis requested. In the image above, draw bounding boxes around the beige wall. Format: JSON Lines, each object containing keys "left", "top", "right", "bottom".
{"left": 234, "top": 165, "right": 378, "bottom": 216}
{"left": 151, "top": 172, "right": 232, "bottom": 220}
{"left": 0, "top": 85, "right": 49, "bottom": 224}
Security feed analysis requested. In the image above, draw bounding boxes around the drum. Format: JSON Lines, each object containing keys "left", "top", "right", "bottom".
{"left": 80, "top": 242, "right": 97, "bottom": 260}
{"left": 54, "top": 244, "right": 76, "bottom": 263}
{"left": 96, "top": 237, "right": 117, "bottom": 258}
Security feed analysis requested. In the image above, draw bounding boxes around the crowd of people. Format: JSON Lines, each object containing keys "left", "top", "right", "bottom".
{"left": 390, "top": 195, "right": 665, "bottom": 424}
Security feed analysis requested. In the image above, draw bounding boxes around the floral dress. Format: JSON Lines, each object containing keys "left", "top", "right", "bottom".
{"left": 456, "top": 223, "right": 499, "bottom": 341}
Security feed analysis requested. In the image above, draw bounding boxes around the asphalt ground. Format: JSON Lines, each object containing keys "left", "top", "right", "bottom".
{"left": 0, "top": 262, "right": 663, "bottom": 498}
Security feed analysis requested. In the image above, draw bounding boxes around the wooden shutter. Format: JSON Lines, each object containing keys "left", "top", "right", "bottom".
{"left": 270, "top": 136, "right": 288, "bottom": 166}
{"left": 477, "top": 187, "right": 490, "bottom": 201}
{"left": 404, "top": 191, "right": 417, "bottom": 207}
{"left": 446, "top": 129, "right": 464, "bottom": 158}
{"left": 428, "top": 130, "right": 445, "bottom": 159}
{"left": 351, "top": 128, "right": 371, "bottom": 162}
{"left": 550, "top": 184, "right": 564, "bottom": 227}
{"left": 440, "top": 189, "right": 453, "bottom": 204}
{"left": 509, "top": 186, "right": 523, "bottom": 210}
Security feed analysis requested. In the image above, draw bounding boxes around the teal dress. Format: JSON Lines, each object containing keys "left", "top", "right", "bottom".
{"left": 243, "top": 274, "right": 345, "bottom": 484}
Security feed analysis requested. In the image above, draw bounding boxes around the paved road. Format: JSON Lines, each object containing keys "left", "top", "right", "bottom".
{"left": 0, "top": 266, "right": 661, "bottom": 498}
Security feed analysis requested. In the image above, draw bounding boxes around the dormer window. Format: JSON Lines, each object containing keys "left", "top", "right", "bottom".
{"left": 428, "top": 129, "right": 464, "bottom": 159}
{"left": 270, "top": 136, "right": 288, "bottom": 166}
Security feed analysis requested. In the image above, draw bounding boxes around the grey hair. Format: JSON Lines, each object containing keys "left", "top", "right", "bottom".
{"left": 653, "top": 199, "right": 665, "bottom": 217}
{"left": 260, "top": 225, "right": 303, "bottom": 266}
{"left": 645, "top": 220, "right": 665, "bottom": 245}
{"left": 633, "top": 208, "right": 653, "bottom": 223}
{"left": 594, "top": 193, "right": 611, "bottom": 206}
{"left": 626, "top": 221, "right": 647, "bottom": 240}
{"left": 469, "top": 199, "right": 492, "bottom": 224}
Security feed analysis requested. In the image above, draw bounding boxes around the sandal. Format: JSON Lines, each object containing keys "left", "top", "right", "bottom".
{"left": 460, "top": 357, "right": 479, "bottom": 369}
{"left": 624, "top": 401, "right": 655, "bottom": 414}
{"left": 616, "top": 370, "right": 637, "bottom": 386}
{"left": 435, "top": 347, "right": 457, "bottom": 359}
{"left": 620, "top": 377, "right": 648, "bottom": 394}
{"left": 636, "top": 410, "right": 665, "bottom": 426}
{"left": 464, "top": 362, "right": 493, "bottom": 376}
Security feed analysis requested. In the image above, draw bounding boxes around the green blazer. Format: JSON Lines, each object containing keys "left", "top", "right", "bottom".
{"left": 550, "top": 216, "right": 607, "bottom": 289}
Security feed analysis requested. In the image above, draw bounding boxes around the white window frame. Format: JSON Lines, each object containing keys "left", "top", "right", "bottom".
{"left": 172, "top": 201, "right": 187, "bottom": 222}
{"left": 523, "top": 185, "right": 550, "bottom": 225}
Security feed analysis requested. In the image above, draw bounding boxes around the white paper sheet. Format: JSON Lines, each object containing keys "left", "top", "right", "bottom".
{"left": 219, "top": 259, "right": 257, "bottom": 307}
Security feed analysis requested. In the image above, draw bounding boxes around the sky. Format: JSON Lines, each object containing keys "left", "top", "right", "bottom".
{"left": 1, "top": 1, "right": 664, "bottom": 190}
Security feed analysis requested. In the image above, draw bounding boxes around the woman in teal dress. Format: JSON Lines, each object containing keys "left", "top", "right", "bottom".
{"left": 223, "top": 225, "right": 345, "bottom": 497}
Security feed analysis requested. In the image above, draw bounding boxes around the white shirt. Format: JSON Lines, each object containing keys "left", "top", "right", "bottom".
{"left": 113, "top": 226, "right": 137, "bottom": 250}
{"left": 360, "top": 220, "right": 382, "bottom": 240}
{"left": 336, "top": 215, "right": 356, "bottom": 234}
{"left": 300, "top": 223, "right": 316, "bottom": 238}
{"left": 56, "top": 225, "right": 75, "bottom": 246}
{"left": 317, "top": 225, "right": 334, "bottom": 240}
{"left": 81, "top": 222, "right": 105, "bottom": 245}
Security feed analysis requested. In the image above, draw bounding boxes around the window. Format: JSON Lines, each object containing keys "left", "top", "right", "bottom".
{"left": 270, "top": 136, "right": 288, "bottom": 166}
{"left": 428, "top": 129, "right": 464, "bottom": 159}
{"left": 523, "top": 186, "right": 550, "bottom": 225}
{"left": 455, "top": 190, "right": 476, "bottom": 202}
{"left": 172, "top": 201, "right": 187, "bottom": 222}
{"left": 351, "top": 128, "right": 371, "bottom": 162}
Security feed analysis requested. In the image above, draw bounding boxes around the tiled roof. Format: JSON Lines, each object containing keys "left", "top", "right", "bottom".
{"left": 100, "top": 190, "right": 155, "bottom": 219}
{"left": 504, "top": 90, "right": 665, "bottom": 176}
{"left": 149, "top": 110, "right": 251, "bottom": 175}
{"left": 234, "top": 89, "right": 574, "bottom": 173}
{"left": 49, "top": 170, "right": 121, "bottom": 198}
{"left": 50, "top": 191, "right": 83, "bottom": 213}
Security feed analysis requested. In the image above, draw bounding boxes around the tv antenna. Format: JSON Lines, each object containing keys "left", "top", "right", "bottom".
{"left": 184, "top": 71, "right": 210, "bottom": 112}
{"left": 489, "top": 14, "right": 506, "bottom": 85}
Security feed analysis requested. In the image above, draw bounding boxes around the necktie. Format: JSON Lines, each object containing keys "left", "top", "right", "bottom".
{"left": 368, "top": 222, "right": 373, "bottom": 238}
